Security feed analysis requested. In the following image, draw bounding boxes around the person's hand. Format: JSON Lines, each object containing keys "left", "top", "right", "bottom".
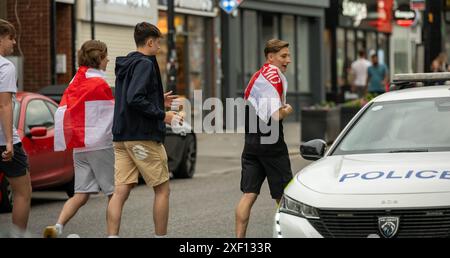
{"left": 164, "top": 91, "right": 179, "bottom": 109}
{"left": 164, "top": 111, "right": 184, "bottom": 126}
{"left": 2, "top": 142, "right": 14, "bottom": 162}
{"left": 282, "top": 104, "right": 294, "bottom": 116}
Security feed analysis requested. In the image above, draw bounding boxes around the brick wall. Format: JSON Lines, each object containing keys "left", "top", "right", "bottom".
{"left": 7, "top": 1, "right": 74, "bottom": 92}
{"left": 7, "top": 0, "right": 51, "bottom": 93}
{"left": 56, "top": 3, "right": 74, "bottom": 85}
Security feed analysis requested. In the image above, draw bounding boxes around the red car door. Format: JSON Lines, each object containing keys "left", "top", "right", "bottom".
{"left": 20, "top": 98, "right": 68, "bottom": 188}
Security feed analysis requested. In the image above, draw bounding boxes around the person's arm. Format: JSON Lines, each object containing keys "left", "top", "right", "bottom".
{"left": 272, "top": 104, "right": 294, "bottom": 121}
{"left": 383, "top": 65, "right": 389, "bottom": 87}
{"left": 0, "top": 92, "right": 14, "bottom": 161}
{"left": 126, "top": 59, "right": 166, "bottom": 120}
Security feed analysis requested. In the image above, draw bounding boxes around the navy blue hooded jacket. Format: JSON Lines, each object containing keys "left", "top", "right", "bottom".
{"left": 112, "top": 52, "right": 166, "bottom": 143}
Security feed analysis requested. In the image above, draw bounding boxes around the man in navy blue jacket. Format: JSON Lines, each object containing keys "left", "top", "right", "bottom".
{"left": 107, "top": 22, "right": 181, "bottom": 238}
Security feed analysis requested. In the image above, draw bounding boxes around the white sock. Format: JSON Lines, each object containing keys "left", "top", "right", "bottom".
{"left": 55, "top": 224, "right": 63, "bottom": 235}
{"left": 108, "top": 235, "right": 120, "bottom": 238}
{"left": 155, "top": 235, "right": 168, "bottom": 238}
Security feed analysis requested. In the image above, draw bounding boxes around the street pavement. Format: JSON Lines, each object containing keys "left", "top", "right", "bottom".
{"left": 0, "top": 123, "right": 312, "bottom": 238}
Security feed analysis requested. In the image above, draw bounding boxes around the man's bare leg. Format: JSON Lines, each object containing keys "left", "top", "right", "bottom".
{"left": 107, "top": 184, "right": 133, "bottom": 236}
{"left": 56, "top": 193, "right": 90, "bottom": 226}
{"left": 153, "top": 181, "right": 170, "bottom": 237}
{"left": 235, "top": 193, "right": 258, "bottom": 238}
{"left": 8, "top": 172, "right": 32, "bottom": 230}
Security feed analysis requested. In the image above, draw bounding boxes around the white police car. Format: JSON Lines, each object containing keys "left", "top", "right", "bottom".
{"left": 274, "top": 73, "right": 450, "bottom": 238}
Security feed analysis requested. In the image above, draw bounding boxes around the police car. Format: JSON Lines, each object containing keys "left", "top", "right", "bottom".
{"left": 274, "top": 73, "right": 450, "bottom": 238}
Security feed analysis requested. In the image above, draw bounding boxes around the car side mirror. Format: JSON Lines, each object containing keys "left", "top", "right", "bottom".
{"left": 300, "top": 139, "right": 327, "bottom": 161}
{"left": 28, "top": 127, "right": 47, "bottom": 138}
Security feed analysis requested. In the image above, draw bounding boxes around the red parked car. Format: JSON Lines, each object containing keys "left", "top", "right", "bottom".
{"left": 0, "top": 92, "right": 74, "bottom": 213}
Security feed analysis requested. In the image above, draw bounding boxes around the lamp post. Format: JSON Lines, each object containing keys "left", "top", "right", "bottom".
{"left": 167, "top": 0, "right": 177, "bottom": 94}
{"left": 90, "top": 0, "right": 95, "bottom": 40}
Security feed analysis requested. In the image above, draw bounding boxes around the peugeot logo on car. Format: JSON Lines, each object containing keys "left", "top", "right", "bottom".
{"left": 378, "top": 217, "right": 400, "bottom": 238}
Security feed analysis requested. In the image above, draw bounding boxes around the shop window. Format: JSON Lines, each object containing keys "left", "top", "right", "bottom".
{"left": 337, "top": 28, "right": 345, "bottom": 88}
{"left": 156, "top": 12, "right": 188, "bottom": 95}
{"left": 297, "top": 17, "right": 310, "bottom": 94}
{"left": 366, "top": 32, "right": 377, "bottom": 56}
{"left": 242, "top": 10, "right": 258, "bottom": 88}
{"left": 356, "top": 30, "right": 366, "bottom": 55}
{"left": 261, "top": 13, "right": 279, "bottom": 63}
{"left": 188, "top": 16, "right": 206, "bottom": 98}
{"left": 324, "top": 29, "right": 332, "bottom": 93}
{"left": 378, "top": 33, "right": 388, "bottom": 65}
{"left": 346, "top": 30, "right": 356, "bottom": 62}
{"left": 281, "top": 15, "right": 296, "bottom": 92}
{"left": 393, "top": 38, "right": 409, "bottom": 74}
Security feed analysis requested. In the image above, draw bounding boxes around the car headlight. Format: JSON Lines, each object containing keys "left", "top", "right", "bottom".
{"left": 279, "top": 195, "right": 320, "bottom": 219}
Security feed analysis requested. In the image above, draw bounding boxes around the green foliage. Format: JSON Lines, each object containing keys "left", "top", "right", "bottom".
{"left": 343, "top": 93, "right": 376, "bottom": 108}
{"left": 305, "top": 101, "right": 337, "bottom": 110}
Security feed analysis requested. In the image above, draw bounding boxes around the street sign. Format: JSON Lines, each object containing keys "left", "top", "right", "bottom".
{"left": 219, "top": 0, "right": 243, "bottom": 14}
{"left": 410, "top": 0, "right": 425, "bottom": 11}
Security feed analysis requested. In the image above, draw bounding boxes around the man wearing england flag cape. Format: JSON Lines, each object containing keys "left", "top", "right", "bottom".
{"left": 43, "top": 40, "right": 115, "bottom": 238}
{"left": 236, "top": 39, "right": 294, "bottom": 238}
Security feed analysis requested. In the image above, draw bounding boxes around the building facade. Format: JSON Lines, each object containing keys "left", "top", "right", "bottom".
{"left": 156, "top": 0, "right": 220, "bottom": 100}
{"left": 221, "top": 0, "right": 330, "bottom": 122}
{"left": 76, "top": 0, "right": 158, "bottom": 87}
{"left": 325, "top": 0, "right": 393, "bottom": 102}
{"left": 390, "top": 0, "right": 424, "bottom": 75}
{"left": 5, "top": 0, "right": 75, "bottom": 92}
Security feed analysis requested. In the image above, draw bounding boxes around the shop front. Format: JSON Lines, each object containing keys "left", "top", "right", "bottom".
{"left": 442, "top": 0, "right": 450, "bottom": 68}
{"left": 222, "top": 0, "right": 330, "bottom": 122}
{"left": 157, "top": 0, "right": 220, "bottom": 100}
{"left": 76, "top": 0, "right": 158, "bottom": 87}
{"left": 390, "top": 0, "right": 423, "bottom": 75}
{"left": 326, "top": 0, "right": 393, "bottom": 102}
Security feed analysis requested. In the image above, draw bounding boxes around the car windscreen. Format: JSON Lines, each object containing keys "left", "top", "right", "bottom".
{"left": 332, "top": 97, "right": 450, "bottom": 155}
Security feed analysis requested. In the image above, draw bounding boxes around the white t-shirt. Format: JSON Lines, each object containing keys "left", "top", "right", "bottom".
{"left": 0, "top": 55, "right": 21, "bottom": 146}
{"left": 351, "top": 58, "right": 372, "bottom": 87}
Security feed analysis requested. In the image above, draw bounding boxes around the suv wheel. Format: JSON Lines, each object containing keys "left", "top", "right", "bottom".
{"left": 175, "top": 134, "right": 197, "bottom": 179}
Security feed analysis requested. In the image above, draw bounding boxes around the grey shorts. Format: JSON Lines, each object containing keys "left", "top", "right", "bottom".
{"left": 74, "top": 148, "right": 115, "bottom": 196}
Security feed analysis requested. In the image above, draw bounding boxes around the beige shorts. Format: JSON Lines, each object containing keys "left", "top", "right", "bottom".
{"left": 114, "top": 141, "right": 169, "bottom": 187}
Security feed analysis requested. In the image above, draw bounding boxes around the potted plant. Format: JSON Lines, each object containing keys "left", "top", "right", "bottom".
{"left": 301, "top": 101, "right": 340, "bottom": 144}
{"left": 339, "top": 94, "right": 375, "bottom": 131}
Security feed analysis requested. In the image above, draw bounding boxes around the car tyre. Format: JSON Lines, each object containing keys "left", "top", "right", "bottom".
{"left": 175, "top": 134, "right": 197, "bottom": 179}
{"left": 0, "top": 175, "right": 13, "bottom": 213}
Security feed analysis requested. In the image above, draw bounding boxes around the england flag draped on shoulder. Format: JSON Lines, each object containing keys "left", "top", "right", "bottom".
{"left": 54, "top": 66, "right": 114, "bottom": 152}
{"left": 244, "top": 63, "right": 288, "bottom": 123}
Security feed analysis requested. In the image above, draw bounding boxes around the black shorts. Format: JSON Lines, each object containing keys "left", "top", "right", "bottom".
{"left": 240, "top": 153, "right": 293, "bottom": 200}
{"left": 0, "top": 143, "right": 29, "bottom": 178}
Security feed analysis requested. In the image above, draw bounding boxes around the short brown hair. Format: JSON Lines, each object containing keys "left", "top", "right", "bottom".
{"left": 264, "top": 39, "right": 289, "bottom": 58}
{"left": 77, "top": 40, "right": 108, "bottom": 69}
{"left": 134, "top": 22, "right": 162, "bottom": 47}
{"left": 0, "top": 19, "right": 16, "bottom": 39}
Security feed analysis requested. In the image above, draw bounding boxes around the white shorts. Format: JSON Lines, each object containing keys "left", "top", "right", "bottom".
{"left": 74, "top": 148, "right": 115, "bottom": 196}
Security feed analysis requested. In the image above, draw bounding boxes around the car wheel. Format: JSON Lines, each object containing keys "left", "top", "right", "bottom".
{"left": 175, "top": 134, "right": 197, "bottom": 179}
{"left": 0, "top": 175, "right": 13, "bottom": 213}
{"left": 64, "top": 177, "right": 75, "bottom": 198}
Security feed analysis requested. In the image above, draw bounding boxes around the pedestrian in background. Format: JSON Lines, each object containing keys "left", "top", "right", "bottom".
{"left": 236, "top": 39, "right": 294, "bottom": 238}
{"left": 431, "top": 52, "right": 450, "bottom": 73}
{"left": 0, "top": 19, "right": 31, "bottom": 237}
{"left": 107, "top": 22, "right": 181, "bottom": 238}
{"left": 351, "top": 50, "right": 371, "bottom": 98}
{"left": 44, "top": 40, "right": 115, "bottom": 238}
{"left": 367, "top": 53, "right": 389, "bottom": 95}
